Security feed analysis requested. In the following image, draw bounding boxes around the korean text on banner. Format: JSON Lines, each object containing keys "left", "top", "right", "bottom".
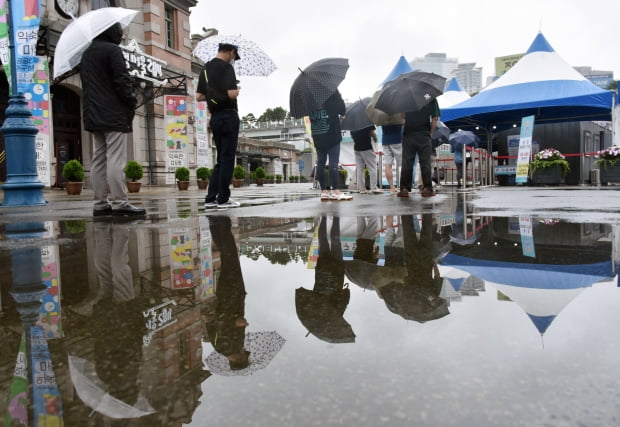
{"left": 515, "top": 115, "right": 535, "bottom": 184}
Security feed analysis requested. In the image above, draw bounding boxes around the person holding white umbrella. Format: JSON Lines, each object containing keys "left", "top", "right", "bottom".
{"left": 81, "top": 22, "right": 145, "bottom": 216}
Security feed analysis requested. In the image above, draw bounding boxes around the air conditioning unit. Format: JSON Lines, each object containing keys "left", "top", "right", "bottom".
{"left": 590, "top": 169, "right": 600, "bottom": 185}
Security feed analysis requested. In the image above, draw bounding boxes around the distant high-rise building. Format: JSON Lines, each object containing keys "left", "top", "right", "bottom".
{"left": 410, "top": 53, "right": 458, "bottom": 78}
{"left": 574, "top": 66, "right": 614, "bottom": 89}
{"left": 451, "top": 63, "right": 483, "bottom": 95}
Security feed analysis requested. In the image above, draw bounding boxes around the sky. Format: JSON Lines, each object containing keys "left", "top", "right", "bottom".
{"left": 188, "top": 0, "right": 620, "bottom": 119}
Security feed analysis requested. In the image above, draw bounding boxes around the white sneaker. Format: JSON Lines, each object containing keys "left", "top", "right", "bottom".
{"left": 218, "top": 199, "right": 241, "bottom": 209}
{"left": 205, "top": 201, "right": 218, "bottom": 209}
{"left": 371, "top": 188, "right": 384, "bottom": 194}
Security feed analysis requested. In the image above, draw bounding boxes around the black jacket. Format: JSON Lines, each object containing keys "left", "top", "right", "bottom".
{"left": 80, "top": 24, "right": 137, "bottom": 132}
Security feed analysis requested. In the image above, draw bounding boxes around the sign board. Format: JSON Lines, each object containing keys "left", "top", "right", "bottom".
{"left": 515, "top": 115, "right": 535, "bottom": 184}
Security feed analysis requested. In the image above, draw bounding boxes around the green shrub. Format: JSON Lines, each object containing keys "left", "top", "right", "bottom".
{"left": 233, "top": 165, "right": 246, "bottom": 179}
{"left": 62, "top": 159, "right": 84, "bottom": 182}
{"left": 196, "top": 167, "right": 212, "bottom": 180}
{"left": 175, "top": 166, "right": 190, "bottom": 181}
{"left": 124, "top": 160, "right": 143, "bottom": 181}
{"left": 255, "top": 166, "right": 266, "bottom": 179}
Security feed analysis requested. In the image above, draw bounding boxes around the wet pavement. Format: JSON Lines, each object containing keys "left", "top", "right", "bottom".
{"left": 1, "top": 183, "right": 620, "bottom": 426}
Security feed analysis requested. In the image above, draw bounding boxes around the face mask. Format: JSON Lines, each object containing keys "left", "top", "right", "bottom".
{"left": 230, "top": 58, "right": 236, "bottom": 66}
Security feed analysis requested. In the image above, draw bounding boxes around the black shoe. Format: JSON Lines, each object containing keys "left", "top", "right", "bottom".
{"left": 112, "top": 205, "right": 146, "bottom": 216}
{"left": 93, "top": 206, "right": 113, "bottom": 216}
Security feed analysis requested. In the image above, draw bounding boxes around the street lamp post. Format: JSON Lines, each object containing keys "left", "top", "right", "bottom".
{"left": 0, "top": 0, "right": 47, "bottom": 206}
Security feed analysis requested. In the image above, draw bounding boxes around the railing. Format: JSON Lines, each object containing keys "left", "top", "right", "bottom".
{"left": 240, "top": 118, "right": 307, "bottom": 130}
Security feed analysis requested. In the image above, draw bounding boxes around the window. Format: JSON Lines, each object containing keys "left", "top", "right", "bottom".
{"left": 92, "top": 0, "right": 116, "bottom": 9}
{"left": 165, "top": 5, "right": 176, "bottom": 49}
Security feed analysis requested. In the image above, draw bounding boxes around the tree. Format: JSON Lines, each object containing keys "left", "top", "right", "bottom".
{"left": 605, "top": 80, "right": 617, "bottom": 91}
{"left": 242, "top": 113, "right": 257, "bottom": 126}
{"left": 258, "top": 107, "right": 288, "bottom": 122}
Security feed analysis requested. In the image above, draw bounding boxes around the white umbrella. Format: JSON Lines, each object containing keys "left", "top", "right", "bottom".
{"left": 193, "top": 35, "right": 277, "bottom": 77}
{"left": 68, "top": 355, "right": 155, "bottom": 419}
{"left": 205, "top": 331, "right": 286, "bottom": 376}
{"left": 53, "top": 7, "right": 139, "bottom": 79}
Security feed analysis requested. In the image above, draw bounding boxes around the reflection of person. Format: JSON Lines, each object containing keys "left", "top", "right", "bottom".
{"left": 351, "top": 125, "right": 382, "bottom": 194}
{"left": 381, "top": 124, "right": 403, "bottom": 193}
{"left": 197, "top": 43, "right": 242, "bottom": 209}
{"left": 374, "top": 214, "right": 449, "bottom": 322}
{"left": 204, "top": 216, "right": 250, "bottom": 371}
{"left": 296, "top": 216, "right": 355, "bottom": 343}
{"left": 92, "top": 221, "right": 144, "bottom": 405}
{"left": 309, "top": 90, "right": 352, "bottom": 201}
{"left": 81, "top": 23, "right": 145, "bottom": 217}
{"left": 398, "top": 99, "right": 440, "bottom": 198}
{"left": 353, "top": 216, "right": 380, "bottom": 264}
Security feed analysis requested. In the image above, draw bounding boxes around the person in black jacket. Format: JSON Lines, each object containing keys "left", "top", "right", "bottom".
{"left": 81, "top": 23, "right": 145, "bottom": 217}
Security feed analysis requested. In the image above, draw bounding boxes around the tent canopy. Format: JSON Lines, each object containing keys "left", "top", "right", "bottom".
{"left": 378, "top": 55, "right": 414, "bottom": 87}
{"left": 441, "top": 32, "right": 614, "bottom": 132}
{"left": 438, "top": 77, "right": 471, "bottom": 110}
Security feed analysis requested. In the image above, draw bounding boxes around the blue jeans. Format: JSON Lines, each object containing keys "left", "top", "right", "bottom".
{"left": 206, "top": 111, "right": 240, "bottom": 204}
{"left": 315, "top": 143, "right": 341, "bottom": 190}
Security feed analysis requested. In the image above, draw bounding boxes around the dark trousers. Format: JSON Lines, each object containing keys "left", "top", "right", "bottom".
{"left": 400, "top": 133, "right": 432, "bottom": 191}
{"left": 206, "top": 111, "right": 240, "bottom": 204}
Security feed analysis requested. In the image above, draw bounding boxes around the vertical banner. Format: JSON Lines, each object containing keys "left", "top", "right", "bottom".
{"left": 515, "top": 115, "right": 535, "bottom": 184}
{"left": 30, "top": 57, "right": 51, "bottom": 186}
{"left": 195, "top": 101, "right": 210, "bottom": 167}
{"left": 30, "top": 326, "right": 64, "bottom": 426}
{"left": 169, "top": 227, "right": 193, "bottom": 289}
{"left": 5, "top": 334, "right": 27, "bottom": 426}
{"left": 0, "top": 1, "right": 9, "bottom": 80}
{"left": 4, "top": 0, "right": 41, "bottom": 93}
{"left": 164, "top": 95, "right": 188, "bottom": 184}
{"left": 39, "top": 221, "right": 62, "bottom": 339}
{"left": 518, "top": 216, "right": 536, "bottom": 258}
{"left": 197, "top": 216, "right": 215, "bottom": 300}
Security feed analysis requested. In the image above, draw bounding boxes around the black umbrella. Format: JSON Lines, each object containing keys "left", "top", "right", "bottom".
{"left": 376, "top": 279, "right": 449, "bottom": 323}
{"left": 295, "top": 287, "right": 355, "bottom": 343}
{"left": 340, "top": 97, "right": 374, "bottom": 131}
{"left": 373, "top": 71, "right": 446, "bottom": 115}
{"left": 431, "top": 120, "right": 451, "bottom": 147}
{"left": 289, "top": 57, "right": 349, "bottom": 118}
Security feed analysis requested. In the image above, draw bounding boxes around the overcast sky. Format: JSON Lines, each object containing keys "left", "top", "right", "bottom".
{"left": 188, "top": 0, "right": 620, "bottom": 118}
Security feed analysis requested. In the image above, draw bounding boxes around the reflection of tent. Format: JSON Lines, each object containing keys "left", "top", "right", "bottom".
{"left": 442, "top": 32, "right": 614, "bottom": 132}
{"left": 442, "top": 255, "right": 614, "bottom": 333}
{"left": 437, "top": 78, "right": 471, "bottom": 109}
{"left": 378, "top": 55, "right": 414, "bottom": 88}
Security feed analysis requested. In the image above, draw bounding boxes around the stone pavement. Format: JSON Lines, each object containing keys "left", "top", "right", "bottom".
{"left": 1, "top": 183, "right": 620, "bottom": 224}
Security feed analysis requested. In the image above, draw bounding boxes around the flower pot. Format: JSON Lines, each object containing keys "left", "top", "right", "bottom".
{"left": 256, "top": 178, "right": 265, "bottom": 186}
{"left": 127, "top": 181, "right": 141, "bottom": 193}
{"left": 532, "top": 164, "right": 564, "bottom": 185}
{"left": 232, "top": 178, "right": 244, "bottom": 188}
{"left": 197, "top": 179, "right": 209, "bottom": 190}
{"left": 65, "top": 181, "right": 83, "bottom": 195}
{"left": 600, "top": 164, "right": 620, "bottom": 185}
{"left": 177, "top": 181, "right": 190, "bottom": 191}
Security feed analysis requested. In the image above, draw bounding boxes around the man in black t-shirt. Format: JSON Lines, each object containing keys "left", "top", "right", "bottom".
{"left": 398, "top": 99, "right": 440, "bottom": 198}
{"left": 197, "top": 43, "right": 241, "bottom": 209}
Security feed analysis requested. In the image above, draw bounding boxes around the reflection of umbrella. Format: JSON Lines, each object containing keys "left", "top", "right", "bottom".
{"left": 373, "top": 71, "right": 446, "bottom": 115}
{"left": 53, "top": 7, "right": 139, "bottom": 79}
{"left": 432, "top": 120, "right": 451, "bottom": 147}
{"left": 289, "top": 57, "right": 349, "bottom": 118}
{"left": 449, "top": 130, "right": 480, "bottom": 147}
{"left": 375, "top": 280, "right": 450, "bottom": 323}
{"left": 192, "top": 35, "right": 277, "bottom": 77}
{"left": 365, "top": 90, "right": 405, "bottom": 125}
{"left": 344, "top": 259, "right": 380, "bottom": 290}
{"left": 295, "top": 287, "right": 355, "bottom": 343}
{"left": 205, "top": 331, "right": 286, "bottom": 376}
{"left": 68, "top": 355, "right": 155, "bottom": 419}
{"left": 340, "top": 97, "right": 373, "bottom": 131}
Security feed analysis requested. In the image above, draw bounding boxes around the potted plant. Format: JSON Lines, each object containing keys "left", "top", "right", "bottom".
{"left": 175, "top": 166, "right": 190, "bottom": 190}
{"left": 255, "top": 166, "right": 266, "bottom": 186}
{"left": 196, "top": 167, "right": 212, "bottom": 189}
{"left": 529, "top": 148, "right": 569, "bottom": 185}
{"left": 275, "top": 173, "right": 283, "bottom": 184}
{"left": 124, "top": 160, "right": 143, "bottom": 193}
{"left": 62, "top": 159, "right": 85, "bottom": 195}
{"left": 232, "top": 164, "right": 246, "bottom": 187}
{"left": 595, "top": 145, "right": 620, "bottom": 185}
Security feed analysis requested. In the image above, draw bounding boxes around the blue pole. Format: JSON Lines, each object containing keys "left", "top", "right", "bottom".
{"left": 0, "top": 0, "right": 47, "bottom": 206}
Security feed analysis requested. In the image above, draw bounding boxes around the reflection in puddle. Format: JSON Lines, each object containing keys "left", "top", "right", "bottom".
{"left": 1, "top": 208, "right": 619, "bottom": 425}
